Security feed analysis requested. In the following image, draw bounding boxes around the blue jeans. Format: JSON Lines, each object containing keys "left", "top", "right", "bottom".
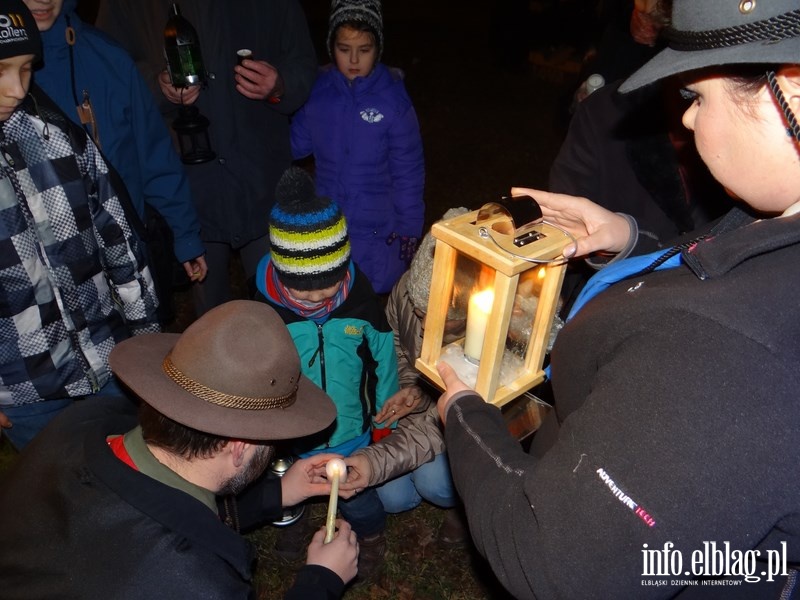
{"left": 377, "top": 452, "right": 457, "bottom": 513}
{"left": 1, "top": 377, "right": 127, "bottom": 451}
{"left": 338, "top": 486, "right": 386, "bottom": 539}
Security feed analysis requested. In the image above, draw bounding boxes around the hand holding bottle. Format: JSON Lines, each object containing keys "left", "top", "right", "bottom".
{"left": 158, "top": 70, "right": 201, "bottom": 105}
{"left": 163, "top": 3, "right": 206, "bottom": 105}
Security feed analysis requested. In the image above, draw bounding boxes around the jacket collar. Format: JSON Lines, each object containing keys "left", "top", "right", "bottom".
{"left": 684, "top": 207, "right": 800, "bottom": 280}
{"left": 40, "top": 1, "right": 81, "bottom": 53}
{"left": 330, "top": 62, "right": 390, "bottom": 96}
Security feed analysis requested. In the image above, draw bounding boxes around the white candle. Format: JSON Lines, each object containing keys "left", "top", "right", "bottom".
{"left": 464, "top": 289, "right": 493, "bottom": 363}
{"left": 324, "top": 458, "right": 347, "bottom": 544}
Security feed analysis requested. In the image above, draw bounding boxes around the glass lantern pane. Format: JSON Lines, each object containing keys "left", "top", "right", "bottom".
{"left": 507, "top": 266, "right": 547, "bottom": 357}
{"left": 436, "top": 252, "right": 491, "bottom": 388}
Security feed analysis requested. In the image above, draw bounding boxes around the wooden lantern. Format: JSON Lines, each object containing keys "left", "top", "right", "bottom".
{"left": 415, "top": 197, "right": 570, "bottom": 408}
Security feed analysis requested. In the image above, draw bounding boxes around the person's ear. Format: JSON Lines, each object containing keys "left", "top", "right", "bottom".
{"left": 777, "top": 66, "right": 800, "bottom": 113}
{"left": 227, "top": 440, "right": 249, "bottom": 468}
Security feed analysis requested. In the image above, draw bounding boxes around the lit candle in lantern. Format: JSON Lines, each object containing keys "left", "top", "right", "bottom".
{"left": 324, "top": 458, "right": 347, "bottom": 544}
{"left": 464, "top": 288, "right": 494, "bottom": 364}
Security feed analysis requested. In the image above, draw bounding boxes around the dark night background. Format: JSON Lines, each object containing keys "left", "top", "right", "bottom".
{"left": 75, "top": 0, "right": 611, "bottom": 228}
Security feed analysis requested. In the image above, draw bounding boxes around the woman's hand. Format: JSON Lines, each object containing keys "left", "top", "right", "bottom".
{"left": 374, "top": 386, "right": 423, "bottom": 426}
{"left": 511, "top": 187, "right": 633, "bottom": 258}
{"left": 340, "top": 453, "right": 371, "bottom": 494}
{"left": 436, "top": 362, "right": 473, "bottom": 425}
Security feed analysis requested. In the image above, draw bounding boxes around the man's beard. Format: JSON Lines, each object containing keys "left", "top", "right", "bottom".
{"left": 219, "top": 444, "right": 275, "bottom": 496}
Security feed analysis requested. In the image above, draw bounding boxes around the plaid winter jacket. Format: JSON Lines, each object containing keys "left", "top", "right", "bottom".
{"left": 0, "top": 87, "right": 159, "bottom": 408}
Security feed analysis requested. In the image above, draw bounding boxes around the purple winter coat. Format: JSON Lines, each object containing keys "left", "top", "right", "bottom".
{"left": 291, "top": 63, "right": 425, "bottom": 294}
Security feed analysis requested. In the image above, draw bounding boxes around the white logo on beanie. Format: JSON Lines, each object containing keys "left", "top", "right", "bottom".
{"left": 360, "top": 107, "right": 384, "bottom": 124}
{"left": 0, "top": 13, "right": 29, "bottom": 44}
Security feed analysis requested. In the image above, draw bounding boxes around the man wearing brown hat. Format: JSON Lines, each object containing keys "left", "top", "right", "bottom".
{"left": 0, "top": 300, "right": 358, "bottom": 599}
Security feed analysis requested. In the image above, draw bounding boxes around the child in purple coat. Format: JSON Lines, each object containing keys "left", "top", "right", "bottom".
{"left": 291, "top": 0, "right": 425, "bottom": 294}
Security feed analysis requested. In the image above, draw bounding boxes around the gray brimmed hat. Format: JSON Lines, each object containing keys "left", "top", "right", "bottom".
{"left": 620, "top": 0, "right": 800, "bottom": 92}
{"left": 109, "top": 300, "right": 336, "bottom": 441}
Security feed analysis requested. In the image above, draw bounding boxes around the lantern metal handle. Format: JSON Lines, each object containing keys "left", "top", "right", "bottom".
{"left": 476, "top": 196, "right": 574, "bottom": 264}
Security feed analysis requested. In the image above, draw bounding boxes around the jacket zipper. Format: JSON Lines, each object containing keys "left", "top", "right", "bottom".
{"left": 307, "top": 324, "right": 327, "bottom": 391}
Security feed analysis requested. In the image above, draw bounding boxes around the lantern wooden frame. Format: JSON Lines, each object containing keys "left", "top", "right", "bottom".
{"left": 415, "top": 207, "right": 569, "bottom": 407}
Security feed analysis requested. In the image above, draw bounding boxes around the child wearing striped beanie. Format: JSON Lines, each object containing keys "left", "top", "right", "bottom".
{"left": 255, "top": 167, "right": 399, "bottom": 572}
{"left": 268, "top": 166, "right": 351, "bottom": 294}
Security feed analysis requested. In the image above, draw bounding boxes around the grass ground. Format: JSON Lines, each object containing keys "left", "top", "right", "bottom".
{"left": 248, "top": 501, "right": 513, "bottom": 600}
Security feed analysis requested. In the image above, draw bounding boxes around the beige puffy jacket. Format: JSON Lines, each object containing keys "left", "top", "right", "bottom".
{"left": 354, "top": 272, "right": 446, "bottom": 486}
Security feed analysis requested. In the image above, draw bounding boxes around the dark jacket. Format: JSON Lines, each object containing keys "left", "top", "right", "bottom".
{"left": 291, "top": 64, "right": 425, "bottom": 293}
{"left": 35, "top": 0, "right": 203, "bottom": 264}
{"left": 0, "top": 395, "right": 344, "bottom": 600}
{"left": 444, "top": 208, "right": 800, "bottom": 599}
{"left": 96, "top": 0, "right": 318, "bottom": 247}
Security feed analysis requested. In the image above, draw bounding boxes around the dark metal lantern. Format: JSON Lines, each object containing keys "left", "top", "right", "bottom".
{"left": 172, "top": 105, "right": 215, "bottom": 165}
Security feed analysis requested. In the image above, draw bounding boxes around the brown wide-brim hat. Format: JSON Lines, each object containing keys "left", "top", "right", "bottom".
{"left": 109, "top": 300, "right": 336, "bottom": 441}
{"left": 621, "top": 0, "right": 800, "bottom": 92}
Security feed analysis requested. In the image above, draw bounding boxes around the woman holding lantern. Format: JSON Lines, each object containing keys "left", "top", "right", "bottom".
{"left": 437, "top": 0, "right": 800, "bottom": 597}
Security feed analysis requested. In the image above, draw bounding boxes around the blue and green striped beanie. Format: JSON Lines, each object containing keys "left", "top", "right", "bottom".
{"left": 269, "top": 167, "right": 351, "bottom": 291}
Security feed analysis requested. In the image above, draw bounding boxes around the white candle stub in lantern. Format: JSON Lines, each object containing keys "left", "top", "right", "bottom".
{"left": 324, "top": 458, "right": 347, "bottom": 543}
{"left": 464, "top": 289, "right": 494, "bottom": 364}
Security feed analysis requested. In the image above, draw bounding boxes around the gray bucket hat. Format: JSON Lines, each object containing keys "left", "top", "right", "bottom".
{"left": 621, "top": 0, "right": 800, "bottom": 92}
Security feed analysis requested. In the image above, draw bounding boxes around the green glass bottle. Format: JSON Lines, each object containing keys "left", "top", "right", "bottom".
{"left": 164, "top": 3, "right": 206, "bottom": 88}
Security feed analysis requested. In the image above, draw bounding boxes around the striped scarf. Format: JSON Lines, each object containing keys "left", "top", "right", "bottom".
{"left": 265, "top": 259, "right": 354, "bottom": 324}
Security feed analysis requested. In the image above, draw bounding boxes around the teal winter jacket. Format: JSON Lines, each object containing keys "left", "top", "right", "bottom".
{"left": 256, "top": 259, "right": 399, "bottom": 452}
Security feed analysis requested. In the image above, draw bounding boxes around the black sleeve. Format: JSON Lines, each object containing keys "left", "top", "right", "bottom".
{"left": 284, "top": 565, "right": 344, "bottom": 600}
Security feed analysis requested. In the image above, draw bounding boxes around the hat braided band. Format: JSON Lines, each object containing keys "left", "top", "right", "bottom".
{"left": 666, "top": 10, "right": 800, "bottom": 51}
{"left": 162, "top": 355, "right": 297, "bottom": 410}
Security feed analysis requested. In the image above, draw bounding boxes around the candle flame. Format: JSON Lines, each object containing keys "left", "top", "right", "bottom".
{"left": 474, "top": 289, "right": 494, "bottom": 312}
{"left": 326, "top": 458, "right": 347, "bottom": 481}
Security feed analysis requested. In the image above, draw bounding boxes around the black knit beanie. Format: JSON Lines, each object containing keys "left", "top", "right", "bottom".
{"left": 0, "top": 1, "right": 42, "bottom": 62}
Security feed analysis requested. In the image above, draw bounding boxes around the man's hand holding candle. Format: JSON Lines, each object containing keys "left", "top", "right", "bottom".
{"left": 307, "top": 518, "right": 359, "bottom": 583}
{"left": 279, "top": 453, "right": 355, "bottom": 508}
